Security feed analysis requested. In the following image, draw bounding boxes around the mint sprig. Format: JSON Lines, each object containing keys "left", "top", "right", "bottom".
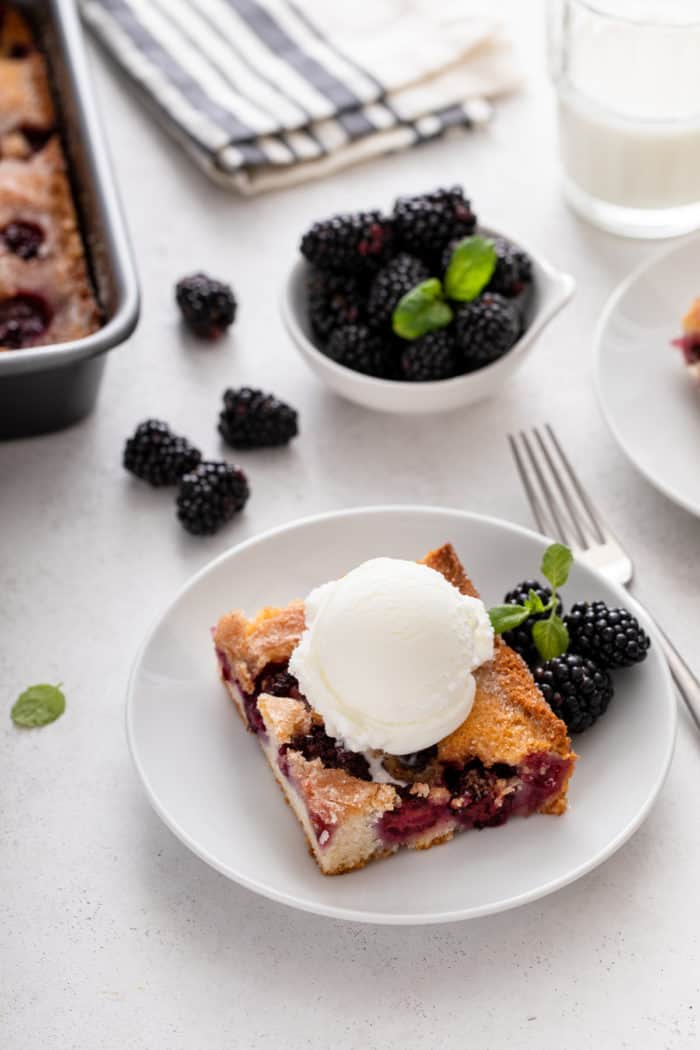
{"left": 392, "top": 278, "right": 453, "bottom": 340}
{"left": 11, "top": 683, "right": 66, "bottom": 728}
{"left": 489, "top": 542, "right": 573, "bottom": 661}
{"left": 444, "top": 236, "right": 497, "bottom": 302}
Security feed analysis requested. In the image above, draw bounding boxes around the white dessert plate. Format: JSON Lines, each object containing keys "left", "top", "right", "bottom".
{"left": 127, "top": 507, "right": 675, "bottom": 925}
{"left": 594, "top": 236, "right": 700, "bottom": 516}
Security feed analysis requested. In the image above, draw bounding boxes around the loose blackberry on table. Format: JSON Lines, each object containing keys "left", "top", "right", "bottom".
{"left": 401, "top": 329, "right": 458, "bottom": 382}
{"left": 326, "top": 323, "right": 391, "bottom": 377}
{"left": 367, "top": 253, "right": 429, "bottom": 329}
{"left": 502, "top": 579, "right": 562, "bottom": 667}
{"left": 218, "top": 387, "right": 298, "bottom": 449}
{"left": 533, "top": 653, "right": 614, "bottom": 734}
{"left": 455, "top": 292, "right": 520, "bottom": 371}
{"left": 300, "top": 210, "right": 394, "bottom": 274}
{"left": 176, "top": 460, "right": 250, "bottom": 536}
{"left": 565, "top": 601, "right": 650, "bottom": 669}
{"left": 123, "top": 419, "right": 201, "bottom": 486}
{"left": 175, "top": 272, "right": 237, "bottom": 339}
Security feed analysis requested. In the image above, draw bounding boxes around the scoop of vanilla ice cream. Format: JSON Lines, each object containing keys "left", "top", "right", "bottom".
{"left": 288, "top": 557, "right": 494, "bottom": 755}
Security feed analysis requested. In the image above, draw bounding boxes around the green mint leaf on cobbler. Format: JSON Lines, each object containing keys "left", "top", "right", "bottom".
{"left": 444, "top": 236, "right": 497, "bottom": 302}
{"left": 489, "top": 604, "right": 531, "bottom": 634}
{"left": 541, "top": 543, "right": 573, "bottom": 592}
{"left": 392, "top": 278, "right": 453, "bottom": 340}
{"left": 525, "top": 588, "right": 546, "bottom": 615}
{"left": 532, "top": 616, "right": 570, "bottom": 662}
{"left": 11, "top": 683, "right": 66, "bottom": 728}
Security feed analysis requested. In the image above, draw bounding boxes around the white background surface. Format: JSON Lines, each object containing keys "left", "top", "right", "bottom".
{"left": 2, "top": 2, "right": 700, "bottom": 1047}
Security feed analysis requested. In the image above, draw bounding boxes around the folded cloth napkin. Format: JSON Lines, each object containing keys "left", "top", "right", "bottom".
{"left": 81, "top": 0, "right": 520, "bottom": 194}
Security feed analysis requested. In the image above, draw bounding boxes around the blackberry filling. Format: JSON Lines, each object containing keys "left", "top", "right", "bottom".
{"left": 287, "top": 723, "right": 371, "bottom": 781}
{"left": 0, "top": 292, "right": 51, "bottom": 348}
{"left": 672, "top": 333, "right": 700, "bottom": 364}
{"left": 1, "top": 220, "right": 44, "bottom": 259}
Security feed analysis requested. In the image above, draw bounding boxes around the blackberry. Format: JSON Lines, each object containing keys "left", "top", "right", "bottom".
{"left": 257, "top": 666, "right": 305, "bottom": 701}
{"left": 306, "top": 268, "right": 365, "bottom": 343}
{"left": 565, "top": 601, "right": 651, "bottom": 669}
{"left": 325, "top": 323, "right": 389, "bottom": 377}
{"left": 176, "top": 460, "right": 249, "bottom": 535}
{"left": 401, "top": 329, "right": 458, "bottom": 382}
{"left": 455, "top": 292, "right": 520, "bottom": 371}
{"left": 487, "top": 238, "right": 533, "bottom": 297}
{"left": 1, "top": 219, "right": 44, "bottom": 259}
{"left": 175, "top": 272, "right": 236, "bottom": 338}
{"left": 0, "top": 292, "right": 51, "bottom": 348}
{"left": 533, "top": 653, "right": 614, "bottom": 734}
{"left": 218, "top": 387, "right": 298, "bottom": 449}
{"left": 502, "top": 579, "right": 561, "bottom": 667}
{"left": 123, "top": 419, "right": 202, "bottom": 486}
{"left": 288, "top": 723, "right": 371, "bottom": 781}
{"left": 300, "top": 210, "right": 394, "bottom": 274}
{"left": 393, "top": 186, "right": 476, "bottom": 266}
{"left": 367, "top": 253, "right": 429, "bottom": 329}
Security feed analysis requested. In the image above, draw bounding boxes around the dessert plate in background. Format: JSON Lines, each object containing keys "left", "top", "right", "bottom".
{"left": 127, "top": 507, "right": 675, "bottom": 925}
{"left": 594, "top": 236, "right": 700, "bottom": 517}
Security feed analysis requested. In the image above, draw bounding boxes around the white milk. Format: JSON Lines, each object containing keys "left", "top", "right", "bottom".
{"left": 558, "top": 91, "right": 700, "bottom": 210}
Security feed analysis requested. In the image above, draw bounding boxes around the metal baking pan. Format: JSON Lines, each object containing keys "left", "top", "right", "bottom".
{"left": 0, "top": 0, "right": 139, "bottom": 439}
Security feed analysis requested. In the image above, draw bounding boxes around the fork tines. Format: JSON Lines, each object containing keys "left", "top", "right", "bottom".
{"left": 508, "top": 424, "right": 607, "bottom": 552}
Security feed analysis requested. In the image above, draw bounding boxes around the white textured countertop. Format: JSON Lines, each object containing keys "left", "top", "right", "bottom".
{"left": 3, "top": 4, "right": 700, "bottom": 1048}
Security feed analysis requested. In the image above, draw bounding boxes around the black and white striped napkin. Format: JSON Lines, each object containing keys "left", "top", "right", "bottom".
{"left": 81, "top": 0, "right": 520, "bottom": 194}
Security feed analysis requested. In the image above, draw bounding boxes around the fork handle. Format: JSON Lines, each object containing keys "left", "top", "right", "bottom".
{"left": 649, "top": 616, "right": 700, "bottom": 732}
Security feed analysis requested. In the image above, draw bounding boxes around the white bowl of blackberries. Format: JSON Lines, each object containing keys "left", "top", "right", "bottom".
{"left": 282, "top": 186, "right": 575, "bottom": 414}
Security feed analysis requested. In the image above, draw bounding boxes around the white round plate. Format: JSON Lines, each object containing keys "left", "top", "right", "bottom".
{"left": 127, "top": 507, "right": 675, "bottom": 925}
{"left": 595, "top": 236, "right": 700, "bottom": 516}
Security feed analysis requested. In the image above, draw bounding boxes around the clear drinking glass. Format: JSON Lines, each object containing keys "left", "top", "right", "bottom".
{"left": 548, "top": 0, "right": 700, "bottom": 237}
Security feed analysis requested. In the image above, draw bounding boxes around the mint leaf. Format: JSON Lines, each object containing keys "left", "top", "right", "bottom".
{"left": 444, "top": 236, "right": 497, "bottom": 302}
{"left": 532, "top": 616, "right": 569, "bottom": 661}
{"left": 489, "top": 604, "right": 531, "bottom": 634}
{"left": 11, "top": 683, "right": 65, "bottom": 728}
{"left": 392, "top": 278, "right": 453, "bottom": 340}
{"left": 541, "top": 543, "right": 573, "bottom": 591}
{"left": 525, "top": 589, "right": 546, "bottom": 615}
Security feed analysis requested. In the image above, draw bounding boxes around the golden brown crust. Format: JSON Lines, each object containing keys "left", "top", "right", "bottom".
{"left": 256, "top": 694, "right": 311, "bottom": 742}
{"left": 420, "top": 543, "right": 481, "bottom": 599}
{"left": 438, "top": 640, "right": 574, "bottom": 768}
{"left": 213, "top": 601, "right": 305, "bottom": 693}
{"left": 0, "top": 7, "right": 101, "bottom": 351}
{"left": 682, "top": 297, "right": 700, "bottom": 336}
{"left": 286, "top": 751, "right": 397, "bottom": 822}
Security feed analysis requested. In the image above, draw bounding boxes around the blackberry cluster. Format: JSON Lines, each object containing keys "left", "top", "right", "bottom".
{"left": 393, "top": 186, "right": 475, "bottom": 265}
{"left": 123, "top": 419, "right": 202, "bottom": 486}
{"left": 326, "top": 324, "right": 389, "bottom": 377}
{"left": 175, "top": 272, "right": 237, "bottom": 339}
{"left": 218, "top": 387, "right": 298, "bottom": 449}
{"left": 288, "top": 723, "right": 371, "bottom": 781}
{"left": 300, "top": 186, "right": 533, "bottom": 383}
{"left": 256, "top": 666, "right": 306, "bottom": 702}
{"left": 502, "top": 579, "right": 560, "bottom": 668}
{"left": 367, "top": 253, "right": 428, "bottom": 328}
{"left": 176, "top": 460, "right": 250, "bottom": 535}
{"left": 533, "top": 654, "right": 614, "bottom": 735}
{"left": 307, "top": 268, "right": 365, "bottom": 342}
{"left": 401, "top": 329, "right": 457, "bottom": 382}
{"left": 455, "top": 293, "right": 520, "bottom": 371}
{"left": 565, "top": 601, "right": 650, "bottom": 669}
{"left": 300, "top": 210, "right": 394, "bottom": 274}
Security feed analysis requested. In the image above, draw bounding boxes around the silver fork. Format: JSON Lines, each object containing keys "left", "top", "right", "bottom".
{"left": 509, "top": 423, "right": 700, "bottom": 731}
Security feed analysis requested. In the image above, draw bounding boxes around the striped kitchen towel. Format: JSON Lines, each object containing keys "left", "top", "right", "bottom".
{"left": 81, "top": 0, "right": 520, "bottom": 194}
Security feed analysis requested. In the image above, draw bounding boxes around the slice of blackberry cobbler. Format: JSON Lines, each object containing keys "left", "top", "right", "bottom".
{"left": 213, "top": 544, "right": 575, "bottom": 876}
{"left": 673, "top": 296, "right": 700, "bottom": 382}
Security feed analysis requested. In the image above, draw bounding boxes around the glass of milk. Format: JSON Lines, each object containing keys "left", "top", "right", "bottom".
{"left": 548, "top": 0, "right": 700, "bottom": 237}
